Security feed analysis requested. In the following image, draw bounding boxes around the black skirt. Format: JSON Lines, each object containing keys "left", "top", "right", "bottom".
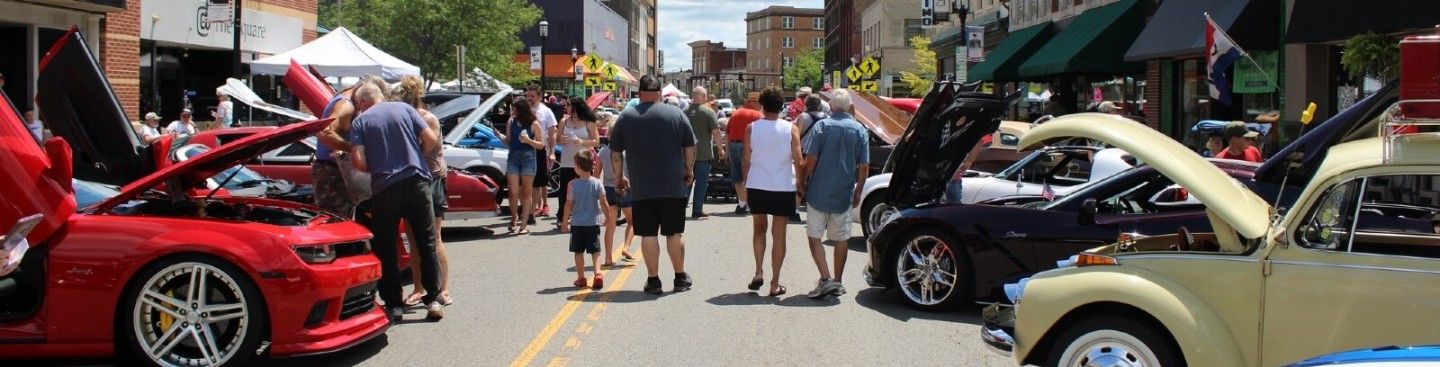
{"left": 746, "top": 189, "right": 797, "bottom": 216}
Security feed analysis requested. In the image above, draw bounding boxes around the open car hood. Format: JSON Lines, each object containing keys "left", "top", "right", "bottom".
{"left": 1018, "top": 113, "right": 1272, "bottom": 239}
{"left": 445, "top": 87, "right": 515, "bottom": 145}
{"left": 36, "top": 28, "right": 151, "bottom": 186}
{"left": 95, "top": 118, "right": 330, "bottom": 212}
{"left": 1253, "top": 82, "right": 1397, "bottom": 190}
{"left": 218, "top": 78, "right": 316, "bottom": 121}
{"left": 823, "top": 90, "right": 911, "bottom": 145}
{"left": 886, "top": 83, "right": 1010, "bottom": 208}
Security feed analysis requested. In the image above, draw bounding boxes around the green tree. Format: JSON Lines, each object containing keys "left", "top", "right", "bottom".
{"left": 783, "top": 48, "right": 824, "bottom": 91}
{"left": 899, "top": 35, "right": 937, "bottom": 96}
{"left": 321, "top": 0, "right": 541, "bottom": 87}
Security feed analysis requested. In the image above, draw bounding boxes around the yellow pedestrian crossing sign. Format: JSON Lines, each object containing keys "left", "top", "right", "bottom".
{"left": 859, "top": 80, "right": 878, "bottom": 92}
{"left": 603, "top": 81, "right": 617, "bottom": 91}
{"left": 583, "top": 55, "right": 605, "bottom": 73}
{"left": 584, "top": 76, "right": 602, "bottom": 87}
{"left": 859, "top": 57, "right": 880, "bottom": 79}
{"left": 845, "top": 66, "right": 862, "bottom": 83}
{"left": 602, "top": 63, "right": 620, "bottom": 80}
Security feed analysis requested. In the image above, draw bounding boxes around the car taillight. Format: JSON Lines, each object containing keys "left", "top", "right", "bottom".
{"left": 1176, "top": 187, "right": 1189, "bottom": 201}
{"left": 293, "top": 244, "right": 337, "bottom": 264}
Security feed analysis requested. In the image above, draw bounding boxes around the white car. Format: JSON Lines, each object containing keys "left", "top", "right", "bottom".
{"left": 442, "top": 88, "right": 514, "bottom": 187}
{"left": 715, "top": 98, "right": 735, "bottom": 117}
{"left": 854, "top": 146, "right": 1134, "bottom": 236}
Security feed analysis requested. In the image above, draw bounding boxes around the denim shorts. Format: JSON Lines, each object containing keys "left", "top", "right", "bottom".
{"left": 604, "top": 186, "right": 631, "bottom": 208}
{"left": 727, "top": 142, "right": 745, "bottom": 183}
{"left": 507, "top": 148, "right": 537, "bottom": 176}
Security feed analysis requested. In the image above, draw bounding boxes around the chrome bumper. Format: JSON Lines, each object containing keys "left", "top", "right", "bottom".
{"left": 981, "top": 303, "right": 1016, "bottom": 357}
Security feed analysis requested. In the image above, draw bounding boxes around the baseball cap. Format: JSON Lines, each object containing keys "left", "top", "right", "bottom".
{"left": 1223, "top": 121, "right": 1259, "bottom": 139}
{"left": 745, "top": 92, "right": 761, "bottom": 102}
{"left": 144, "top": 112, "right": 160, "bottom": 121}
{"left": 639, "top": 75, "right": 662, "bottom": 92}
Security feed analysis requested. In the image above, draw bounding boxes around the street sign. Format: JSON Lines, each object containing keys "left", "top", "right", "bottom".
{"left": 583, "top": 55, "right": 605, "bottom": 72}
{"left": 584, "top": 76, "right": 602, "bottom": 87}
{"left": 845, "top": 66, "right": 862, "bottom": 83}
{"left": 603, "top": 81, "right": 617, "bottom": 91}
{"left": 859, "top": 57, "right": 880, "bottom": 79}
{"left": 602, "top": 63, "right": 620, "bottom": 80}
{"left": 832, "top": 71, "right": 843, "bottom": 86}
{"left": 859, "top": 80, "right": 878, "bottom": 92}
{"left": 921, "top": 0, "right": 935, "bottom": 27}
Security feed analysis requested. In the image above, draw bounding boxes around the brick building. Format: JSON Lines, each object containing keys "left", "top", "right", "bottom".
{"left": 0, "top": 0, "right": 316, "bottom": 123}
{"left": 822, "top": 0, "right": 872, "bottom": 87}
{"left": 744, "top": 6, "right": 824, "bottom": 90}
{"left": 688, "top": 40, "right": 747, "bottom": 98}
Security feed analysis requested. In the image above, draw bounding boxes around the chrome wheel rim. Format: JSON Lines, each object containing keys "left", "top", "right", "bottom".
{"left": 895, "top": 235, "right": 958, "bottom": 306}
{"left": 867, "top": 203, "right": 897, "bottom": 234}
{"left": 134, "top": 262, "right": 249, "bottom": 367}
{"left": 1059, "top": 330, "right": 1161, "bottom": 367}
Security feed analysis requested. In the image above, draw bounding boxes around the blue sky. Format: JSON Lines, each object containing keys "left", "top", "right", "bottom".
{"left": 657, "top": 0, "right": 823, "bottom": 72}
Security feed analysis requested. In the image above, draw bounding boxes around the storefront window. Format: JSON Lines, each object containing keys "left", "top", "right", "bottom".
{"left": 1180, "top": 59, "right": 1211, "bottom": 128}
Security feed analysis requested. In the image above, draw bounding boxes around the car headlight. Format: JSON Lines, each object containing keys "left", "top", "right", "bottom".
{"left": 293, "top": 244, "right": 337, "bottom": 264}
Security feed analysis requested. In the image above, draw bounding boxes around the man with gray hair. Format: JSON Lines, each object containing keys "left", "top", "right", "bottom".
{"left": 348, "top": 83, "right": 447, "bottom": 321}
{"left": 684, "top": 86, "right": 723, "bottom": 218}
{"left": 313, "top": 75, "right": 388, "bottom": 217}
{"left": 796, "top": 88, "right": 868, "bottom": 299}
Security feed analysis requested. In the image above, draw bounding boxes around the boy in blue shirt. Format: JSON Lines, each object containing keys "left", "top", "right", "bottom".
{"left": 561, "top": 150, "right": 610, "bottom": 289}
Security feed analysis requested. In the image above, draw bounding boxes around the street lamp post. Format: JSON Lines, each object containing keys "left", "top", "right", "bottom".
{"left": 539, "top": 20, "right": 549, "bottom": 91}
{"left": 570, "top": 46, "right": 579, "bottom": 96}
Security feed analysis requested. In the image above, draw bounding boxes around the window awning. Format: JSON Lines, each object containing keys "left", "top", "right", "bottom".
{"left": 1124, "top": 0, "right": 1279, "bottom": 62}
{"left": 968, "top": 22, "right": 1055, "bottom": 82}
{"left": 1016, "top": 0, "right": 1146, "bottom": 79}
{"left": 1288, "top": 0, "right": 1440, "bottom": 43}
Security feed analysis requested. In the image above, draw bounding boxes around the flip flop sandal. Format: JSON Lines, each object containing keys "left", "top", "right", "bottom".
{"left": 769, "top": 285, "right": 787, "bottom": 297}
{"left": 441, "top": 293, "right": 454, "bottom": 306}
{"left": 748, "top": 278, "right": 764, "bottom": 291}
{"left": 404, "top": 292, "right": 426, "bottom": 307}
{"left": 620, "top": 253, "right": 636, "bottom": 262}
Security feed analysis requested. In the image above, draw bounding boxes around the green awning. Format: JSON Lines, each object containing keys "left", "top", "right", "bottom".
{"left": 968, "top": 22, "right": 1055, "bottom": 82}
{"left": 1017, "top": 0, "right": 1146, "bottom": 79}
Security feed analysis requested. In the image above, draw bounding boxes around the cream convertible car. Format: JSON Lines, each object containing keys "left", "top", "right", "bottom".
{"left": 982, "top": 113, "right": 1440, "bottom": 366}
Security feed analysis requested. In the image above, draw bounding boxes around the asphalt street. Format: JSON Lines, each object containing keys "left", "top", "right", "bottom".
{"left": 37, "top": 197, "right": 1013, "bottom": 367}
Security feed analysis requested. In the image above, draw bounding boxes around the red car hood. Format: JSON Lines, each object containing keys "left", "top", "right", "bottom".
{"left": 96, "top": 118, "right": 331, "bottom": 212}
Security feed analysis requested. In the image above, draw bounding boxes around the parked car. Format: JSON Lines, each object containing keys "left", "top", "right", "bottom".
{"left": 0, "top": 29, "right": 386, "bottom": 366}
{"left": 854, "top": 146, "right": 1132, "bottom": 236}
{"left": 1289, "top": 345, "right": 1440, "bottom": 366}
{"left": 187, "top": 128, "right": 502, "bottom": 220}
{"left": 715, "top": 98, "right": 735, "bottom": 117}
{"left": 983, "top": 112, "right": 1440, "bottom": 366}
{"left": 971, "top": 120, "right": 1034, "bottom": 174}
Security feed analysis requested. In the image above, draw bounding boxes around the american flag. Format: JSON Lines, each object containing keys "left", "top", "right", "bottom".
{"left": 1041, "top": 182, "right": 1056, "bottom": 201}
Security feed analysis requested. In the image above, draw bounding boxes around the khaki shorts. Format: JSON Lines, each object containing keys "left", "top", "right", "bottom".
{"left": 806, "top": 207, "right": 852, "bottom": 242}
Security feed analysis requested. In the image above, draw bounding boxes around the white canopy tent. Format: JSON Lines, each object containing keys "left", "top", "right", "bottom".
{"left": 247, "top": 26, "right": 420, "bottom": 80}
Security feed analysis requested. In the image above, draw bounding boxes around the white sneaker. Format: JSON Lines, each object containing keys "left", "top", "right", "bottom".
{"left": 425, "top": 301, "right": 445, "bottom": 321}
{"left": 831, "top": 283, "right": 847, "bottom": 296}
{"left": 807, "top": 279, "right": 834, "bottom": 299}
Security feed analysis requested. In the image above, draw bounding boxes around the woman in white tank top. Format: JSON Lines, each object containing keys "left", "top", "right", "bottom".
{"left": 741, "top": 88, "right": 804, "bottom": 297}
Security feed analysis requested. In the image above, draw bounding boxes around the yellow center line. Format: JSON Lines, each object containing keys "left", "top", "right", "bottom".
{"left": 511, "top": 255, "right": 642, "bottom": 367}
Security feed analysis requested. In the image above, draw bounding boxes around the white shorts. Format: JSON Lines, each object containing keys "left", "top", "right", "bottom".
{"left": 806, "top": 207, "right": 852, "bottom": 242}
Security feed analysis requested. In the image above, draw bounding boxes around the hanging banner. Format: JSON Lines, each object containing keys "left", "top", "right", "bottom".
{"left": 967, "top": 26, "right": 985, "bottom": 61}
{"left": 530, "top": 47, "right": 542, "bottom": 71}
{"left": 955, "top": 47, "right": 967, "bottom": 83}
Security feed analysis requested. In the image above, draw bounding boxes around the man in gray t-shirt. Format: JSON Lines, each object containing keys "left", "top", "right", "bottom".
{"left": 609, "top": 75, "right": 697, "bottom": 295}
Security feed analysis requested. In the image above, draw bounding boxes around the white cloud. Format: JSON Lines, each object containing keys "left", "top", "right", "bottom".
{"left": 658, "top": 0, "right": 823, "bottom": 72}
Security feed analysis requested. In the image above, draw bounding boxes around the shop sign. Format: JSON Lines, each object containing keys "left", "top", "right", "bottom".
{"left": 140, "top": 0, "right": 303, "bottom": 55}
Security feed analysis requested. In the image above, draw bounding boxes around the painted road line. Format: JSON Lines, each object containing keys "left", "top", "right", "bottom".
{"left": 512, "top": 256, "right": 642, "bottom": 367}
{"left": 546, "top": 259, "right": 641, "bottom": 367}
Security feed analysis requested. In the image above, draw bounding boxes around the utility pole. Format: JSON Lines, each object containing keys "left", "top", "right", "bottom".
{"left": 232, "top": 0, "right": 243, "bottom": 78}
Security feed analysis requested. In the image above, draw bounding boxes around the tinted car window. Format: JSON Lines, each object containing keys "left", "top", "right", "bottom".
{"left": 999, "top": 133, "right": 1019, "bottom": 148}
{"left": 1350, "top": 175, "right": 1440, "bottom": 258}
{"left": 276, "top": 141, "right": 314, "bottom": 157}
{"left": 72, "top": 179, "right": 120, "bottom": 209}
{"left": 1008, "top": 150, "right": 1093, "bottom": 187}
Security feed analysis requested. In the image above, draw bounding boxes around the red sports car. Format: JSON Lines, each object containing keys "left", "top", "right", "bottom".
{"left": 185, "top": 128, "right": 502, "bottom": 222}
{"left": 0, "top": 29, "right": 387, "bottom": 366}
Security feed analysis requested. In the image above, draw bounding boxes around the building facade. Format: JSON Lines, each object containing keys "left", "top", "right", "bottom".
{"left": 601, "top": 0, "right": 658, "bottom": 76}
{"left": 688, "top": 40, "right": 748, "bottom": 100}
{"left": 859, "top": 0, "right": 930, "bottom": 97}
{"left": 822, "top": 0, "right": 873, "bottom": 86}
{"left": 518, "top": 0, "right": 632, "bottom": 93}
{"left": 1, "top": 0, "right": 121, "bottom": 115}
{"left": 745, "top": 6, "right": 824, "bottom": 90}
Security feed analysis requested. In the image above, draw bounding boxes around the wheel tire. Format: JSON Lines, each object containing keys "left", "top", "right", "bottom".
{"left": 1046, "top": 315, "right": 1184, "bottom": 367}
{"left": 887, "top": 227, "right": 970, "bottom": 312}
{"left": 120, "top": 255, "right": 267, "bottom": 367}
{"left": 860, "top": 190, "right": 892, "bottom": 237}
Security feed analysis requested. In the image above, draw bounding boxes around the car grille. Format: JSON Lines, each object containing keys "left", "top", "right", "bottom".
{"left": 339, "top": 282, "right": 377, "bottom": 320}
{"left": 333, "top": 241, "right": 370, "bottom": 258}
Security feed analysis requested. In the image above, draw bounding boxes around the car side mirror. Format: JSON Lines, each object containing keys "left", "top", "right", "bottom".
{"left": 43, "top": 138, "right": 73, "bottom": 193}
{"left": 1078, "top": 198, "right": 1098, "bottom": 225}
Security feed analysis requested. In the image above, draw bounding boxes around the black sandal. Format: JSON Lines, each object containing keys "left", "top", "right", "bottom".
{"left": 747, "top": 278, "right": 763, "bottom": 291}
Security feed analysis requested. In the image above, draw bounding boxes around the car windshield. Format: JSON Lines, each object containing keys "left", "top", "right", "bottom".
{"left": 996, "top": 148, "right": 1097, "bottom": 187}
{"left": 72, "top": 179, "right": 121, "bottom": 210}
{"left": 175, "top": 145, "right": 272, "bottom": 190}
{"left": 718, "top": 101, "right": 733, "bottom": 109}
